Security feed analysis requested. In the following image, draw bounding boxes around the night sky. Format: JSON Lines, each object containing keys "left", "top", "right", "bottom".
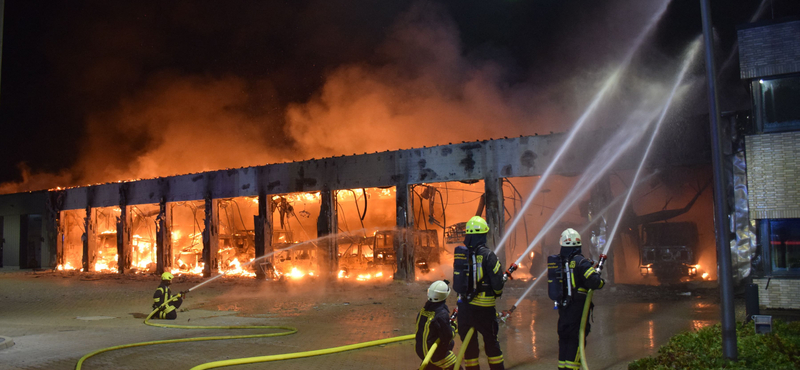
{"left": 1, "top": 0, "right": 798, "bottom": 193}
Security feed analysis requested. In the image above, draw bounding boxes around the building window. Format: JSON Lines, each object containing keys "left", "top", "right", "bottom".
{"left": 770, "top": 219, "right": 800, "bottom": 273}
{"left": 760, "top": 75, "right": 800, "bottom": 133}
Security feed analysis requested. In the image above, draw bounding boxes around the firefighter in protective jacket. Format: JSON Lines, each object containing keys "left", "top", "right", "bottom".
{"left": 556, "top": 228, "right": 604, "bottom": 370}
{"left": 152, "top": 272, "right": 186, "bottom": 320}
{"left": 454, "top": 216, "right": 506, "bottom": 370}
{"left": 415, "top": 280, "right": 459, "bottom": 370}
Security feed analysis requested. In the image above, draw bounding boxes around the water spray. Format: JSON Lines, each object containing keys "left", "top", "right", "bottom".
{"left": 578, "top": 171, "right": 660, "bottom": 237}
{"left": 186, "top": 228, "right": 385, "bottom": 292}
{"left": 494, "top": 0, "right": 671, "bottom": 255}
{"left": 499, "top": 268, "right": 547, "bottom": 323}
{"left": 601, "top": 38, "right": 702, "bottom": 258}
{"left": 510, "top": 109, "right": 660, "bottom": 269}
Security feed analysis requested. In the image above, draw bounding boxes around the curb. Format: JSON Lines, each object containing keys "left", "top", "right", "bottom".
{"left": 0, "top": 336, "right": 15, "bottom": 350}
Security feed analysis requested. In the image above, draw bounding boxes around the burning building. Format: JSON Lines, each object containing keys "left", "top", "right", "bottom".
{"left": 0, "top": 130, "right": 714, "bottom": 284}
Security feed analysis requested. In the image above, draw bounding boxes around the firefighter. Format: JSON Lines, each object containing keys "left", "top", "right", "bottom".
{"left": 455, "top": 216, "right": 505, "bottom": 370}
{"left": 556, "top": 228, "right": 604, "bottom": 370}
{"left": 152, "top": 272, "right": 186, "bottom": 320}
{"left": 415, "top": 280, "right": 459, "bottom": 370}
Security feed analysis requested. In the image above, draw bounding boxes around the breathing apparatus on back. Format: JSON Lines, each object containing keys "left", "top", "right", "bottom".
{"left": 547, "top": 228, "right": 583, "bottom": 309}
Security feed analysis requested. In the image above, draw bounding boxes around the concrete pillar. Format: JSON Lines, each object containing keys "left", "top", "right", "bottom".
{"left": 116, "top": 186, "right": 132, "bottom": 273}
{"left": 156, "top": 197, "right": 172, "bottom": 275}
{"left": 316, "top": 189, "right": 337, "bottom": 279}
{"left": 83, "top": 206, "right": 96, "bottom": 272}
{"left": 202, "top": 195, "right": 219, "bottom": 277}
{"left": 395, "top": 183, "right": 415, "bottom": 281}
{"left": 484, "top": 176, "right": 505, "bottom": 268}
{"left": 45, "top": 192, "right": 61, "bottom": 270}
{"left": 254, "top": 192, "right": 273, "bottom": 279}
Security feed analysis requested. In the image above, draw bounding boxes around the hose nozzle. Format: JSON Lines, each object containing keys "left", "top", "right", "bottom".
{"left": 499, "top": 305, "right": 516, "bottom": 323}
{"left": 503, "top": 263, "right": 519, "bottom": 282}
{"left": 596, "top": 254, "right": 608, "bottom": 273}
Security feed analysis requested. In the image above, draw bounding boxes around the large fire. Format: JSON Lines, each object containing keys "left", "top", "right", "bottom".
{"left": 55, "top": 188, "right": 404, "bottom": 280}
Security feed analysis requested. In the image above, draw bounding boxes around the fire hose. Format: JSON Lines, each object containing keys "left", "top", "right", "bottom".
{"left": 578, "top": 254, "right": 607, "bottom": 370}
{"left": 75, "top": 294, "right": 414, "bottom": 370}
{"left": 419, "top": 340, "right": 439, "bottom": 370}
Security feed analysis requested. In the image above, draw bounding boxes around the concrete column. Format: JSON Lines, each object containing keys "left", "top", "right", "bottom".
{"left": 45, "top": 192, "right": 61, "bottom": 269}
{"left": 484, "top": 176, "right": 505, "bottom": 268}
{"left": 254, "top": 192, "right": 273, "bottom": 279}
{"left": 156, "top": 197, "right": 172, "bottom": 275}
{"left": 83, "top": 206, "right": 96, "bottom": 272}
{"left": 395, "top": 183, "right": 415, "bottom": 281}
{"left": 116, "top": 186, "right": 132, "bottom": 273}
{"left": 202, "top": 195, "right": 219, "bottom": 277}
{"left": 316, "top": 189, "right": 337, "bottom": 279}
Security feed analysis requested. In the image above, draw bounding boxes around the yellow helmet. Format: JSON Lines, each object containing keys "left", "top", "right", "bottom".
{"left": 465, "top": 216, "right": 489, "bottom": 234}
{"left": 161, "top": 272, "right": 174, "bottom": 281}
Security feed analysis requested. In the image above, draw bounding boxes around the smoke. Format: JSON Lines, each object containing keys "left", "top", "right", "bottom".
{"left": 0, "top": 1, "right": 684, "bottom": 194}
{"left": 285, "top": 2, "right": 562, "bottom": 157}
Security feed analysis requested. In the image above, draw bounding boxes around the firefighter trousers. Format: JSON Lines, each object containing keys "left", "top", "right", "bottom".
{"left": 557, "top": 295, "right": 592, "bottom": 370}
{"left": 156, "top": 297, "right": 183, "bottom": 320}
{"left": 457, "top": 302, "right": 504, "bottom": 370}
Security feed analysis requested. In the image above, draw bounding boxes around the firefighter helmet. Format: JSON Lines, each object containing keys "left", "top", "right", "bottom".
{"left": 465, "top": 216, "right": 489, "bottom": 234}
{"left": 161, "top": 272, "right": 174, "bottom": 281}
{"left": 427, "top": 280, "right": 450, "bottom": 302}
{"left": 560, "top": 228, "right": 582, "bottom": 247}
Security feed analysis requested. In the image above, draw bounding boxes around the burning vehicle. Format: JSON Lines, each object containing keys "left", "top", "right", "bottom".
{"left": 638, "top": 222, "right": 700, "bottom": 283}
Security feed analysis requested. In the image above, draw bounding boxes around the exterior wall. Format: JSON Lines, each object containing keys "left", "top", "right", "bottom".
{"left": 739, "top": 20, "right": 800, "bottom": 79}
{"left": 746, "top": 132, "right": 800, "bottom": 219}
{"left": 2, "top": 215, "right": 20, "bottom": 269}
{"left": 0, "top": 192, "right": 50, "bottom": 269}
{"left": 754, "top": 278, "right": 800, "bottom": 309}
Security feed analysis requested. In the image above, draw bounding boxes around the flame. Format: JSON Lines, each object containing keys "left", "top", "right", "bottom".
{"left": 224, "top": 258, "right": 256, "bottom": 277}
{"left": 288, "top": 267, "right": 305, "bottom": 279}
{"left": 57, "top": 262, "right": 76, "bottom": 271}
{"left": 338, "top": 270, "right": 346, "bottom": 278}
{"left": 702, "top": 272, "right": 709, "bottom": 279}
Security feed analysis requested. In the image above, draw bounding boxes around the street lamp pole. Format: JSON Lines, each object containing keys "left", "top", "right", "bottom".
{"left": 699, "top": 0, "right": 738, "bottom": 361}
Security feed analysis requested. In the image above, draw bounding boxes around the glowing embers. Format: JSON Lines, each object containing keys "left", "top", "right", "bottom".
{"left": 57, "top": 209, "right": 85, "bottom": 271}
{"left": 170, "top": 200, "right": 206, "bottom": 276}
{"left": 129, "top": 204, "right": 159, "bottom": 273}
{"left": 216, "top": 197, "right": 259, "bottom": 277}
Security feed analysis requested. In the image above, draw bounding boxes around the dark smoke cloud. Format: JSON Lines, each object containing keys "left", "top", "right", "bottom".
{"left": 1, "top": 0, "right": 779, "bottom": 194}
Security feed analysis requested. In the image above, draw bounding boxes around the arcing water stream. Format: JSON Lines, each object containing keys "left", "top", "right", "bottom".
{"left": 577, "top": 171, "right": 660, "bottom": 236}
{"left": 494, "top": 0, "right": 672, "bottom": 255}
{"left": 506, "top": 38, "right": 703, "bottom": 311}
{"left": 510, "top": 108, "right": 660, "bottom": 267}
{"left": 601, "top": 38, "right": 702, "bottom": 258}
{"left": 188, "top": 228, "right": 382, "bottom": 292}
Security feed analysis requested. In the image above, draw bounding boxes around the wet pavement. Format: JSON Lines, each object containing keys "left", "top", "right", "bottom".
{"left": 0, "top": 271, "right": 740, "bottom": 370}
